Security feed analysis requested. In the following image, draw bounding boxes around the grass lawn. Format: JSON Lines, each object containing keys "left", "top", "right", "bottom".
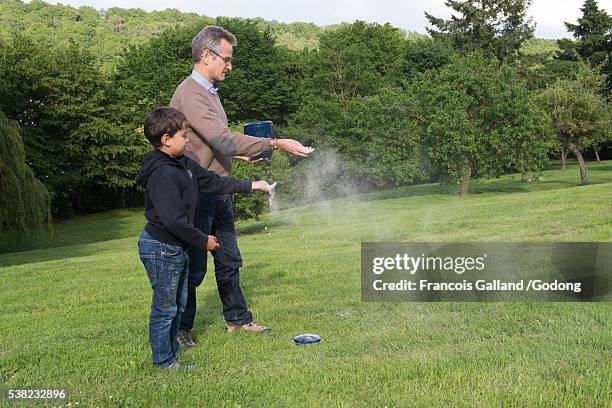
{"left": 1, "top": 161, "right": 611, "bottom": 407}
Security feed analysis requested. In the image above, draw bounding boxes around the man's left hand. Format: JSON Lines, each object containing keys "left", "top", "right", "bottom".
{"left": 233, "top": 156, "right": 267, "bottom": 164}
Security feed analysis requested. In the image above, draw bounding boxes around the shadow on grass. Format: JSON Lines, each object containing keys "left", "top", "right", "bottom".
{"left": 191, "top": 261, "right": 276, "bottom": 332}
{"left": 589, "top": 165, "right": 612, "bottom": 172}
{"left": 0, "top": 209, "right": 144, "bottom": 256}
{"left": 358, "top": 161, "right": 612, "bottom": 203}
{"left": 194, "top": 296, "right": 221, "bottom": 330}
{"left": 236, "top": 219, "right": 290, "bottom": 235}
{"left": 0, "top": 211, "right": 289, "bottom": 268}
{"left": 0, "top": 241, "right": 114, "bottom": 268}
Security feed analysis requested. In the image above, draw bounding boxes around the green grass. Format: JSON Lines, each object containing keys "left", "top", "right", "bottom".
{"left": 1, "top": 161, "right": 611, "bottom": 407}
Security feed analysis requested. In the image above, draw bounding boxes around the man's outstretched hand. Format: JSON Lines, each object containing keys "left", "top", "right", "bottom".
{"left": 234, "top": 139, "right": 314, "bottom": 161}
{"left": 276, "top": 139, "right": 315, "bottom": 157}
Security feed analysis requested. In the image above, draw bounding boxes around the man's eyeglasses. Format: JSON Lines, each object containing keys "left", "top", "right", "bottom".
{"left": 206, "top": 48, "right": 233, "bottom": 65}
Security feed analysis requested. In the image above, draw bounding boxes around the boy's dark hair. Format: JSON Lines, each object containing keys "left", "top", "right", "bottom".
{"left": 144, "top": 107, "right": 189, "bottom": 147}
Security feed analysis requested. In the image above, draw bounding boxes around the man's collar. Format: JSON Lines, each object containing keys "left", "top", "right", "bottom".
{"left": 191, "top": 70, "right": 218, "bottom": 95}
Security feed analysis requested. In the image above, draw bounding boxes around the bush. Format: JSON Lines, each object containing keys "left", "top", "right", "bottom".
{"left": 231, "top": 151, "right": 291, "bottom": 221}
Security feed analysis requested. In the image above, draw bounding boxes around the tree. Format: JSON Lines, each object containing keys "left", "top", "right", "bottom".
{"left": 284, "top": 85, "right": 428, "bottom": 192}
{"left": 391, "top": 37, "right": 456, "bottom": 85}
{"left": 75, "top": 118, "right": 150, "bottom": 209}
{"left": 538, "top": 66, "right": 611, "bottom": 185}
{"left": 0, "top": 0, "right": 206, "bottom": 72}
{"left": 231, "top": 150, "right": 291, "bottom": 220}
{"left": 214, "top": 17, "right": 305, "bottom": 125}
{"left": 0, "top": 35, "right": 110, "bottom": 215}
{"left": 411, "top": 54, "right": 554, "bottom": 194}
{"left": 0, "top": 112, "right": 51, "bottom": 231}
{"left": 520, "top": 57, "right": 583, "bottom": 93}
{"left": 309, "top": 21, "right": 405, "bottom": 103}
{"left": 557, "top": 0, "right": 612, "bottom": 92}
{"left": 425, "top": 0, "right": 535, "bottom": 61}
{"left": 110, "top": 23, "right": 195, "bottom": 124}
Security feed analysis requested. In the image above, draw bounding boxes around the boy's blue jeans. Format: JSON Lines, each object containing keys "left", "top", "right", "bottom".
{"left": 138, "top": 229, "right": 188, "bottom": 366}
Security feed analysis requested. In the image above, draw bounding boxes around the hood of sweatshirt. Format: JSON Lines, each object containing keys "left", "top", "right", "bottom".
{"left": 135, "top": 149, "right": 183, "bottom": 188}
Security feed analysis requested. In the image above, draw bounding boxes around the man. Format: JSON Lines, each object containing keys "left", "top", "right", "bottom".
{"left": 170, "top": 25, "right": 314, "bottom": 346}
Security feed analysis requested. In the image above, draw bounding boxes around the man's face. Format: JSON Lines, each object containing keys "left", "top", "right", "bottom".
{"left": 207, "top": 38, "right": 233, "bottom": 83}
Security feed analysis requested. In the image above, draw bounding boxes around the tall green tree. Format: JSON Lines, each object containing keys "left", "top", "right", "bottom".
{"left": 214, "top": 17, "right": 306, "bottom": 124}
{"left": 286, "top": 86, "right": 427, "bottom": 189}
{"left": 0, "top": 111, "right": 51, "bottom": 231}
{"left": 538, "top": 66, "right": 611, "bottom": 185}
{"left": 0, "top": 0, "right": 206, "bottom": 72}
{"left": 411, "top": 54, "right": 554, "bottom": 194}
{"left": 425, "top": 0, "right": 535, "bottom": 61}
{"left": 309, "top": 21, "right": 405, "bottom": 103}
{"left": 231, "top": 150, "right": 292, "bottom": 220}
{"left": 557, "top": 0, "right": 612, "bottom": 92}
{"left": 0, "top": 34, "right": 115, "bottom": 214}
{"left": 391, "top": 37, "right": 456, "bottom": 85}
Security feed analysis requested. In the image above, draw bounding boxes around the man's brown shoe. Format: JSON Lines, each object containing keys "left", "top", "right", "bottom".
{"left": 177, "top": 329, "right": 196, "bottom": 348}
{"left": 225, "top": 321, "right": 272, "bottom": 333}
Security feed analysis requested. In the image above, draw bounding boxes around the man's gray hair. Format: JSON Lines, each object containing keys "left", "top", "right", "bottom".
{"left": 192, "top": 25, "right": 237, "bottom": 63}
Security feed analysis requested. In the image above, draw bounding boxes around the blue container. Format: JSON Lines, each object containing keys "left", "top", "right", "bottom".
{"left": 292, "top": 333, "right": 321, "bottom": 345}
{"left": 244, "top": 120, "right": 274, "bottom": 160}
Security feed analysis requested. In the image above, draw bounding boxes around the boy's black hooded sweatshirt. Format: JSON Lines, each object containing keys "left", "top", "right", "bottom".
{"left": 135, "top": 149, "right": 252, "bottom": 249}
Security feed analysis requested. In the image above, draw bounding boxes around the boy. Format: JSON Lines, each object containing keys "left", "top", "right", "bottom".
{"left": 135, "top": 107, "right": 272, "bottom": 369}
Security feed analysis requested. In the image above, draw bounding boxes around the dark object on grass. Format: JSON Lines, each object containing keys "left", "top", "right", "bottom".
{"left": 292, "top": 334, "right": 321, "bottom": 345}
{"left": 244, "top": 120, "right": 273, "bottom": 161}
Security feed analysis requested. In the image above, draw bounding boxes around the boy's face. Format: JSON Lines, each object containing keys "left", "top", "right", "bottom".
{"left": 162, "top": 127, "right": 189, "bottom": 158}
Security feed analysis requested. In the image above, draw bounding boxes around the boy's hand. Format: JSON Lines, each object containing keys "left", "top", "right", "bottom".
{"left": 206, "top": 235, "right": 220, "bottom": 251}
{"left": 251, "top": 180, "right": 277, "bottom": 194}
